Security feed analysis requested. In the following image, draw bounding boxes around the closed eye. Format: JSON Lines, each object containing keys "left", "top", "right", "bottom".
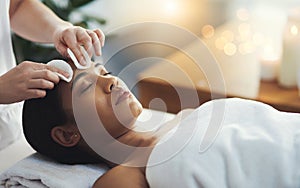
{"left": 80, "top": 72, "right": 112, "bottom": 95}
{"left": 103, "top": 72, "right": 112, "bottom": 76}
{"left": 81, "top": 83, "right": 93, "bottom": 94}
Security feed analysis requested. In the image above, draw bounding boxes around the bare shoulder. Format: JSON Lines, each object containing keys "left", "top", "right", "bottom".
{"left": 93, "top": 165, "right": 149, "bottom": 188}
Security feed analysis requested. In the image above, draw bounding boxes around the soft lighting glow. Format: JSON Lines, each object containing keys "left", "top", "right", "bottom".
{"left": 238, "top": 23, "right": 251, "bottom": 37}
{"left": 252, "top": 32, "right": 264, "bottom": 46}
{"left": 215, "top": 37, "right": 228, "bottom": 50}
{"left": 290, "top": 25, "right": 299, "bottom": 36}
{"left": 262, "top": 44, "right": 278, "bottom": 60}
{"left": 237, "top": 23, "right": 252, "bottom": 42}
{"left": 201, "top": 25, "right": 215, "bottom": 39}
{"left": 221, "top": 30, "right": 234, "bottom": 42}
{"left": 165, "top": 1, "right": 179, "bottom": 14}
{"left": 238, "top": 43, "right": 247, "bottom": 55}
{"left": 236, "top": 8, "right": 250, "bottom": 21}
{"left": 224, "top": 42, "right": 237, "bottom": 56}
{"left": 244, "top": 41, "right": 255, "bottom": 54}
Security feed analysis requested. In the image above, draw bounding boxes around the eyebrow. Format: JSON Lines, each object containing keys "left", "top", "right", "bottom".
{"left": 71, "top": 63, "right": 103, "bottom": 90}
{"left": 95, "top": 63, "right": 102, "bottom": 67}
{"left": 71, "top": 72, "right": 88, "bottom": 91}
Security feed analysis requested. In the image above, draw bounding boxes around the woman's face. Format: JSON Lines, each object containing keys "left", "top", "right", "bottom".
{"left": 58, "top": 62, "right": 143, "bottom": 139}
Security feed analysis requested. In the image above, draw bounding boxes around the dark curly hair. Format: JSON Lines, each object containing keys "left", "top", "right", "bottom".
{"left": 22, "top": 85, "right": 102, "bottom": 164}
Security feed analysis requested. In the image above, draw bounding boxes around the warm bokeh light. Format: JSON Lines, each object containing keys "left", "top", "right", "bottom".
{"left": 215, "top": 37, "right": 228, "bottom": 50}
{"left": 201, "top": 25, "right": 215, "bottom": 39}
{"left": 221, "top": 30, "right": 234, "bottom": 42}
{"left": 224, "top": 42, "right": 237, "bottom": 56}
{"left": 236, "top": 8, "right": 250, "bottom": 21}
{"left": 237, "top": 23, "right": 252, "bottom": 42}
{"left": 290, "top": 25, "right": 299, "bottom": 36}
{"left": 238, "top": 42, "right": 255, "bottom": 55}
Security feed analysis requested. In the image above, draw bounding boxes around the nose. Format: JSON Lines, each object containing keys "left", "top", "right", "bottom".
{"left": 100, "top": 76, "right": 117, "bottom": 93}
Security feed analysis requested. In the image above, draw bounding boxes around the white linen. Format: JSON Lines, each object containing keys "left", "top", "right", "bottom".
{"left": 0, "top": 153, "right": 109, "bottom": 188}
{"left": 0, "top": 0, "right": 23, "bottom": 150}
{"left": 0, "top": 133, "right": 35, "bottom": 173}
{"left": 146, "top": 98, "right": 300, "bottom": 188}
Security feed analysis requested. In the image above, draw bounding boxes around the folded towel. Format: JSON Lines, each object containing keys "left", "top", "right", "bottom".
{"left": 0, "top": 153, "right": 109, "bottom": 188}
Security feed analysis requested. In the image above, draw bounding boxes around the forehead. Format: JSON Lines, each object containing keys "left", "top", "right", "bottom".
{"left": 57, "top": 60, "right": 102, "bottom": 97}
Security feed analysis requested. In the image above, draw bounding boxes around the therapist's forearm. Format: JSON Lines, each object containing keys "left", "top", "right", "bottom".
{"left": 10, "top": 0, "right": 72, "bottom": 43}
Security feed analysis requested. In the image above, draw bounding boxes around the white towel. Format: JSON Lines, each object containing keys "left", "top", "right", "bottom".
{"left": 147, "top": 98, "right": 300, "bottom": 188}
{"left": 0, "top": 153, "right": 109, "bottom": 188}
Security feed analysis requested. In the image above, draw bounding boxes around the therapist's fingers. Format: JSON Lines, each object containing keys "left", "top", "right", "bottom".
{"left": 53, "top": 26, "right": 105, "bottom": 65}
{"left": 24, "top": 89, "right": 47, "bottom": 100}
{"left": 93, "top": 29, "right": 105, "bottom": 47}
{"left": 88, "top": 29, "right": 105, "bottom": 56}
{"left": 62, "top": 29, "right": 87, "bottom": 65}
{"left": 31, "top": 63, "right": 70, "bottom": 80}
{"left": 30, "top": 70, "right": 60, "bottom": 85}
{"left": 68, "top": 31, "right": 92, "bottom": 65}
{"left": 87, "top": 30, "right": 102, "bottom": 56}
{"left": 27, "top": 79, "right": 55, "bottom": 90}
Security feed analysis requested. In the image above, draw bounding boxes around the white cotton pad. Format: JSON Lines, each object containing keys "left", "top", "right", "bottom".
{"left": 67, "top": 46, "right": 91, "bottom": 70}
{"left": 47, "top": 60, "right": 73, "bottom": 82}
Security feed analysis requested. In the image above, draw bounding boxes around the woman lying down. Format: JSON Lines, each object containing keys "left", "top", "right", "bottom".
{"left": 22, "top": 61, "right": 300, "bottom": 188}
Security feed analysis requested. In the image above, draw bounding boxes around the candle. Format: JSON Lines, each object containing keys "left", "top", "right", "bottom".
{"left": 260, "top": 55, "right": 279, "bottom": 81}
{"left": 279, "top": 9, "right": 300, "bottom": 88}
{"left": 297, "top": 68, "right": 300, "bottom": 96}
{"left": 260, "top": 45, "right": 280, "bottom": 81}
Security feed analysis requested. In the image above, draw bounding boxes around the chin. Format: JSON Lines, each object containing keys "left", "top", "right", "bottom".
{"left": 112, "top": 98, "right": 142, "bottom": 129}
{"left": 130, "top": 101, "right": 143, "bottom": 118}
{"left": 130, "top": 96, "right": 143, "bottom": 118}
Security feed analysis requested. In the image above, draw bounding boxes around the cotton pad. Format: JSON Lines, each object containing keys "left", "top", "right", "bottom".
{"left": 47, "top": 60, "right": 73, "bottom": 82}
{"left": 67, "top": 46, "right": 91, "bottom": 70}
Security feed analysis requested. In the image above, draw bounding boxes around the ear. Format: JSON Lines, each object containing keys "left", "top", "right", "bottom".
{"left": 51, "top": 125, "right": 81, "bottom": 147}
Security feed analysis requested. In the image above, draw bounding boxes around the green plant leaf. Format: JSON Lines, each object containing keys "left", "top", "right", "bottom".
{"left": 83, "top": 15, "right": 107, "bottom": 25}
{"left": 69, "top": 0, "right": 95, "bottom": 8}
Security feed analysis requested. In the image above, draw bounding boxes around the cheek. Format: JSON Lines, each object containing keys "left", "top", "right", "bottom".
{"left": 112, "top": 96, "right": 143, "bottom": 128}
{"left": 129, "top": 97, "right": 143, "bottom": 117}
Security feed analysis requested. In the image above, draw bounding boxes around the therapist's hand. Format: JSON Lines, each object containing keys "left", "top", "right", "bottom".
{"left": 0, "top": 61, "right": 69, "bottom": 104}
{"left": 52, "top": 26, "right": 105, "bottom": 66}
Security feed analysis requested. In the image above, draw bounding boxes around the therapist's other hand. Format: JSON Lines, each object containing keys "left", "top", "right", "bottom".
{"left": 0, "top": 61, "right": 69, "bottom": 104}
{"left": 53, "top": 26, "right": 105, "bottom": 66}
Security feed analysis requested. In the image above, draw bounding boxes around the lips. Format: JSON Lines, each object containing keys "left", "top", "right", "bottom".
{"left": 115, "top": 90, "right": 131, "bottom": 105}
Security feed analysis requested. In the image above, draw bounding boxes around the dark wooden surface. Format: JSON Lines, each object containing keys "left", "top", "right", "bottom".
{"left": 137, "top": 78, "right": 300, "bottom": 114}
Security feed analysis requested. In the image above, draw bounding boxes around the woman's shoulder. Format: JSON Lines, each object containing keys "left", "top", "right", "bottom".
{"left": 93, "top": 165, "right": 148, "bottom": 188}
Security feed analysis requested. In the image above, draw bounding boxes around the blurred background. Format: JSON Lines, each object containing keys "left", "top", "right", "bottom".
{"left": 12, "top": 0, "right": 300, "bottom": 99}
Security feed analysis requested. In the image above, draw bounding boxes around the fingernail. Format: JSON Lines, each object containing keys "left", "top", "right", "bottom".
{"left": 99, "top": 47, "right": 102, "bottom": 56}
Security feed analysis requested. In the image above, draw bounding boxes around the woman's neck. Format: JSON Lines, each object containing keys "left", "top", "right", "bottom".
{"left": 111, "top": 108, "right": 194, "bottom": 173}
